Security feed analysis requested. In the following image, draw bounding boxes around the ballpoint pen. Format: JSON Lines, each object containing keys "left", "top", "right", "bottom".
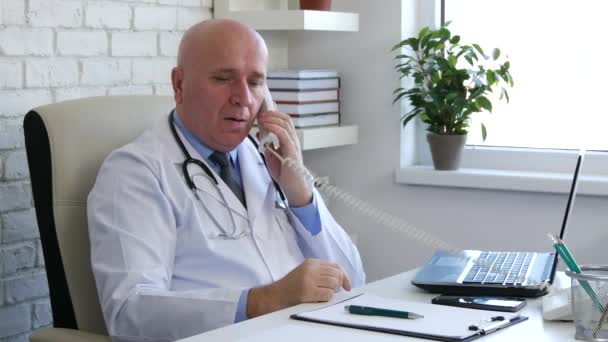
{"left": 344, "top": 305, "right": 424, "bottom": 319}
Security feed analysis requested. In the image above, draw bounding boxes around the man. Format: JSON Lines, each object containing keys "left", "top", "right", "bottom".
{"left": 88, "top": 19, "right": 365, "bottom": 341}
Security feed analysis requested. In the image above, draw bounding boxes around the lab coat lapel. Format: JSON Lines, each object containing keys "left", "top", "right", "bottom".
{"left": 163, "top": 116, "right": 248, "bottom": 220}
{"left": 239, "top": 140, "right": 273, "bottom": 227}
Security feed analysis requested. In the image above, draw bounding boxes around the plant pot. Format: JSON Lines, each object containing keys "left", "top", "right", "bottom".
{"left": 299, "top": 0, "right": 331, "bottom": 11}
{"left": 426, "top": 133, "right": 467, "bottom": 170}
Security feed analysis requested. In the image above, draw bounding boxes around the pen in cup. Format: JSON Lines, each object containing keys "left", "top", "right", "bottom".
{"left": 547, "top": 233, "right": 605, "bottom": 313}
{"left": 344, "top": 305, "right": 424, "bottom": 319}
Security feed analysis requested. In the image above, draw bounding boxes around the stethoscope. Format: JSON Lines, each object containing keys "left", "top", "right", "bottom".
{"left": 168, "top": 111, "right": 287, "bottom": 239}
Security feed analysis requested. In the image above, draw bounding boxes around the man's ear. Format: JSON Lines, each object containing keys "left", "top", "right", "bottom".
{"left": 171, "top": 67, "right": 184, "bottom": 104}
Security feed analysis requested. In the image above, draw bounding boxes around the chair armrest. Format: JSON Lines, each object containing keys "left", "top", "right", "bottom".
{"left": 30, "top": 328, "right": 111, "bottom": 342}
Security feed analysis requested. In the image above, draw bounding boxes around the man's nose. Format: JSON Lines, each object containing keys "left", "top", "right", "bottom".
{"left": 229, "top": 79, "right": 253, "bottom": 107}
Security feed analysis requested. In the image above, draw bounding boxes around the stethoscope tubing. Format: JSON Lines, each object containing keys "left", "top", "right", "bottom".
{"left": 168, "top": 111, "right": 286, "bottom": 239}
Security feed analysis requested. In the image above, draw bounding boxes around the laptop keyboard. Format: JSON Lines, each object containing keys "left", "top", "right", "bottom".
{"left": 463, "top": 251, "right": 534, "bottom": 285}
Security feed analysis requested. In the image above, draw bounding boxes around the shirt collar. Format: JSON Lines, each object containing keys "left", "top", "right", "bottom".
{"left": 172, "top": 109, "right": 238, "bottom": 167}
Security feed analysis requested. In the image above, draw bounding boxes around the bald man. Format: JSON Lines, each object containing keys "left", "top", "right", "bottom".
{"left": 88, "top": 19, "right": 365, "bottom": 341}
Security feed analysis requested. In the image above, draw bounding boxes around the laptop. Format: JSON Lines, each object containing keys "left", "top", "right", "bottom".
{"left": 411, "top": 152, "right": 584, "bottom": 298}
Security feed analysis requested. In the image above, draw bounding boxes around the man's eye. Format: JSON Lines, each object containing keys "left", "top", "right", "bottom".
{"left": 213, "top": 76, "right": 229, "bottom": 82}
{"left": 249, "top": 80, "right": 264, "bottom": 86}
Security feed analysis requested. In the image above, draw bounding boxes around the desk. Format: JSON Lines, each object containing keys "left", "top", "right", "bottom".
{"left": 178, "top": 269, "right": 574, "bottom": 341}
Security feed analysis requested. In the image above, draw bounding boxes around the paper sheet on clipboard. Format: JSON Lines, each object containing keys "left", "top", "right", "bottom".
{"left": 291, "top": 293, "right": 528, "bottom": 341}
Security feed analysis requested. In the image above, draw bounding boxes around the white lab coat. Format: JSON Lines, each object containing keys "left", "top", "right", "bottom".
{"left": 87, "top": 116, "right": 365, "bottom": 341}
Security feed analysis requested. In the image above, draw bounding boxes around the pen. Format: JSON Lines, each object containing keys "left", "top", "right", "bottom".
{"left": 344, "top": 305, "right": 424, "bottom": 319}
{"left": 547, "top": 233, "right": 604, "bottom": 313}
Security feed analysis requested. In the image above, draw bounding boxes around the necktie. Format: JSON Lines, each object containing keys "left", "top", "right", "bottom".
{"left": 209, "top": 151, "right": 247, "bottom": 208}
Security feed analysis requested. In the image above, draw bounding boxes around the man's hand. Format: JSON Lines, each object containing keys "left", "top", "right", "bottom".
{"left": 246, "top": 259, "right": 351, "bottom": 318}
{"left": 256, "top": 110, "right": 312, "bottom": 207}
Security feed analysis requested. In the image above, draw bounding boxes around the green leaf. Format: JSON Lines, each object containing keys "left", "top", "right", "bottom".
{"left": 393, "top": 87, "right": 404, "bottom": 94}
{"left": 438, "top": 27, "right": 451, "bottom": 41}
{"left": 448, "top": 55, "right": 457, "bottom": 68}
{"left": 501, "top": 88, "right": 510, "bottom": 103}
{"left": 486, "top": 70, "right": 496, "bottom": 86}
{"left": 391, "top": 38, "right": 418, "bottom": 51}
{"left": 392, "top": 91, "right": 409, "bottom": 104}
{"left": 446, "top": 92, "right": 460, "bottom": 100}
{"left": 401, "top": 112, "right": 419, "bottom": 127}
{"left": 481, "top": 123, "right": 487, "bottom": 142}
{"left": 418, "top": 27, "right": 430, "bottom": 39}
{"left": 472, "top": 43, "right": 484, "bottom": 55}
{"left": 398, "top": 67, "right": 412, "bottom": 76}
{"left": 450, "top": 35, "right": 461, "bottom": 44}
{"left": 464, "top": 55, "right": 473, "bottom": 65}
{"left": 476, "top": 96, "right": 492, "bottom": 112}
{"left": 492, "top": 48, "right": 500, "bottom": 60}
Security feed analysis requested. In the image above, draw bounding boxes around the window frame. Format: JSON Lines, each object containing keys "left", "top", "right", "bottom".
{"left": 397, "top": 0, "right": 608, "bottom": 196}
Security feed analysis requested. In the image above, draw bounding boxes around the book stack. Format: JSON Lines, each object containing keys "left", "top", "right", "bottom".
{"left": 267, "top": 69, "right": 340, "bottom": 128}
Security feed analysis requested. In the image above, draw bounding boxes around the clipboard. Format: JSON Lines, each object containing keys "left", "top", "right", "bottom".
{"left": 290, "top": 293, "right": 528, "bottom": 342}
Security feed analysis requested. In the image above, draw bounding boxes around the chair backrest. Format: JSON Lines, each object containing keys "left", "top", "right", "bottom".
{"left": 24, "top": 95, "right": 175, "bottom": 334}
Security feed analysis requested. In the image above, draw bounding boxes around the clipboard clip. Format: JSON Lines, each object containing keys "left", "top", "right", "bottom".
{"left": 468, "top": 315, "right": 521, "bottom": 334}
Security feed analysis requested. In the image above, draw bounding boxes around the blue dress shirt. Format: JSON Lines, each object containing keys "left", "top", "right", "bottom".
{"left": 172, "top": 111, "right": 321, "bottom": 322}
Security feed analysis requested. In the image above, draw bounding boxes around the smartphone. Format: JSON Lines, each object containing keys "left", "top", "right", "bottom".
{"left": 431, "top": 295, "right": 526, "bottom": 312}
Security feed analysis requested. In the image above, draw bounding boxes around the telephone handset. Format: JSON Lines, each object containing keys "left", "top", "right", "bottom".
{"left": 257, "top": 86, "right": 281, "bottom": 154}
{"left": 254, "top": 85, "right": 456, "bottom": 255}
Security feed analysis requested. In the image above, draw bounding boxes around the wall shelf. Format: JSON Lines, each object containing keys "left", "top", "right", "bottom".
{"left": 297, "top": 125, "right": 358, "bottom": 150}
{"left": 214, "top": 0, "right": 359, "bottom": 31}
{"left": 216, "top": 1, "right": 359, "bottom": 150}
{"left": 215, "top": 9, "right": 359, "bottom": 31}
{"left": 252, "top": 125, "right": 358, "bottom": 151}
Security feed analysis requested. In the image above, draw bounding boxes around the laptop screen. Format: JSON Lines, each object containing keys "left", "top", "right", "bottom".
{"left": 548, "top": 151, "right": 584, "bottom": 283}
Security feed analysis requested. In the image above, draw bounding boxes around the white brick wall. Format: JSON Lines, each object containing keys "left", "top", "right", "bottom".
{"left": 111, "top": 32, "right": 157, "bottom": 57}
{"left": 0, "top": 90, "right": 53, "bottom": 117}
{"left": 0, "top": 60, "right": 23, "bottom": 88}
{"left": 0, "top": 28, "right": 54, "bottom": 56}
{"left": 159, "top": 32, "right": 182, "bottom": 57}
{"left": 85, "top": 2, "right": 131, "bottom": 30}
{"left": 81, "top": 59, "right": 131, "bottom": 85}
{"left": 57, "top": 30, "right": 108, "bottom": 56}
{"left": 133, "top": 58, "right": 174, "bottom": 84}
{"left": 1, "top": 209, "right": 38, "bottom": 243}
{"left": 0, "top": 0, "right": 213, "bottom": 339}
{"left": 54, "top": 86, "right": 106, "bottom": 102}
{"left": 25, "top": 59, "right": 79, "bottom": 87}
{"left": 0, "top": 0, "right": 26, "bottom": 26}
{"left": 177, "top": 7, "right": 212, "bottom": 30}
{"left": 3, "top": 150, "right": 29, "bottom": 180}
{"left": 134, "top": 7, "right": 176, "bottom": 31}
{"left": 28, "top": 0, "right": 83, "bottom": 28}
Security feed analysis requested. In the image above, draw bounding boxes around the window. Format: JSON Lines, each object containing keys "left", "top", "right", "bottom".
{"left": 398, "top": 0, "right": 608, "bottom": 195}
{"left": 445, "top": 0, "right": 608, "bottom": 151}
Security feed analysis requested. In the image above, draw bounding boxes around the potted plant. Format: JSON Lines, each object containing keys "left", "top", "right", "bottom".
{"left": 392, "top": 23, "right": 513, "bottom": 170}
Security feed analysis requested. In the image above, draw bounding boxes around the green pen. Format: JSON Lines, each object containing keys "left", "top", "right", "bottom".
{"left": 547, "top": 233, "right": 604, "bottom": 313}
{"left": 344, "top": 305, "right": 424, "bottom": 319}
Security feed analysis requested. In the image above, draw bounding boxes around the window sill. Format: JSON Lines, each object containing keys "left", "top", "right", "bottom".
{"left": 396, "top": 165, "right": 608, "bottom": 196}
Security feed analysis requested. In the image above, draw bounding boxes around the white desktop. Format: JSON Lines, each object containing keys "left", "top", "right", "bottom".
{"left": 177, "top": 269, "right": 574, "bottom": 342}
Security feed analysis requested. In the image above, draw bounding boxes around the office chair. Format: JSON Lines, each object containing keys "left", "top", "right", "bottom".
{"left": 24, "top": 95, "right": 175, "bottom": 342}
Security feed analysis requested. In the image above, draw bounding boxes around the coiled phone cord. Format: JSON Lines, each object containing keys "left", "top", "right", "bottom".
{"left": 264, "top": 147, "right": 459, "bottom": 254}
